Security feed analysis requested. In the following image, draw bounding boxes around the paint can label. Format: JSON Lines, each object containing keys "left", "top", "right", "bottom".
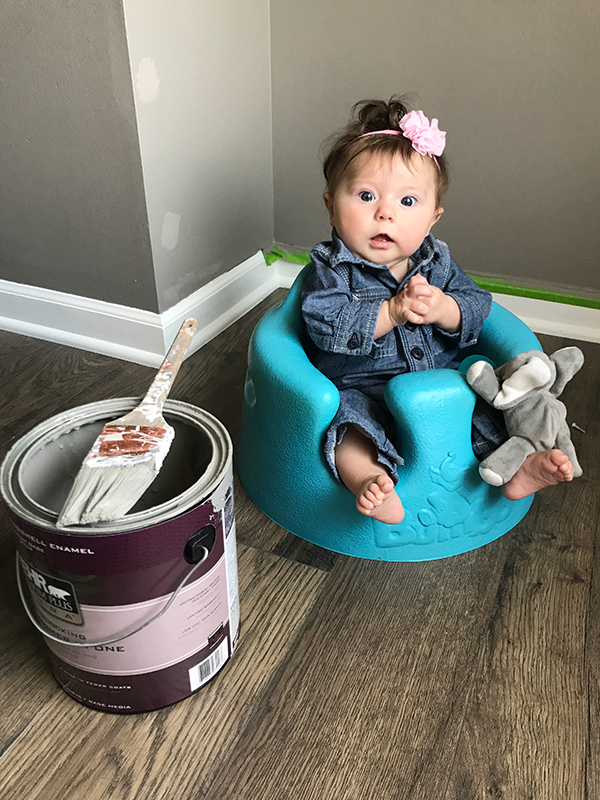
{"left": 42, "top": 533, "right": 233, "bottom": 675}
{"left": 13, "top": 467, "right": 239, "bottom": 712}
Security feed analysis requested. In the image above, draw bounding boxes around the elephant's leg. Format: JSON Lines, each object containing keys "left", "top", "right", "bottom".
{"left": 479, "top": 436, "right": 536, "bottom": 486}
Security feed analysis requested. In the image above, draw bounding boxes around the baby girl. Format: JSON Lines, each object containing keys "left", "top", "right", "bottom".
{"left": 301, "top": 96, "right": 575, "bottom": 525}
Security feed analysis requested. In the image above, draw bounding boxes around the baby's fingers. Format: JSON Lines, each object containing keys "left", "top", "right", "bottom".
{"left": 405, "top": 275, "right": 433, "bottom": 298}
{"left": 410, "top": 284, "right": 434, "bottom": 300}
{"left": 403, "top": 301, "right": 429, "bottom": 323}
{"left": 407, "top": 274, "right": 430, "bottom": 290}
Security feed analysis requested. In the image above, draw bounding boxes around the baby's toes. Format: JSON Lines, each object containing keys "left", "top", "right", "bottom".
{"left": 550, "top": 450, "right": 574, "bottom": 480}
{"left": 357, "top": 494, "right": 375, "bottom": 512}
{"left": 364, "top": 484, "right": 384, "bottom": 505}
{"left": 549, "top": 449, "right": 569, "bottom": 467}
{"left": 558, "top": 460, "right": 574, "bottom": 481}
{"left": 374, "top": 474, "right": 394, "bottom": 495}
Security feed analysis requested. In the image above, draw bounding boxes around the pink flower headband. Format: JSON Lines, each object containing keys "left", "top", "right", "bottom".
{"left": 359, "top": 110, "right": 446, "bottom": 160}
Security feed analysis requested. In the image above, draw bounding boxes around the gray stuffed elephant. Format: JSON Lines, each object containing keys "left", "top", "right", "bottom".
{"left": 466, "top": 347, "right": 584, "bottom": 486}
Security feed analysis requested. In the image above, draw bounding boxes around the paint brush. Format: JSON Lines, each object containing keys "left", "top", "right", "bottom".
{"left": 56, "top": 318, "right": 198, "bottom": 528}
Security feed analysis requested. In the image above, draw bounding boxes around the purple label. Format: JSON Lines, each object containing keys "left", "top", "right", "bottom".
{"left": 43, "top": 555, "right": 231, "bottom": 673}
{"left": 11, "top": 488, "right": 228, "bottom": 605}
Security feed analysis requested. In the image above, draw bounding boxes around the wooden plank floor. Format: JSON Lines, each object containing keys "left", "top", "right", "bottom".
{"left": 0, "top": 293, "right": 598, "bottom": 800}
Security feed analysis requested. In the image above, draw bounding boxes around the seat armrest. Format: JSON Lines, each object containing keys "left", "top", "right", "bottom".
{"left": 474, "top": 301, "right": 541, "bottom": 366}
{"left": 245, "top": 298, "right": 340, "bottom": 438}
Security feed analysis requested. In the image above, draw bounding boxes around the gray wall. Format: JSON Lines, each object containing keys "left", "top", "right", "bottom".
{"left": 0, "top": 0, "right": 158, "bottom": 311}
{"left": 2, "top": 0, "right": 598, "bottom": 314}
{"left": 271, "top": 0, "right": 600, "bottom": 295}
{"left": 0, "top": 0, "right": 274, "bottom": 314}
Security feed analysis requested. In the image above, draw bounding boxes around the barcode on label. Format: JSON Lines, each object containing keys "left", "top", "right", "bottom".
{"left": 189, "top": 638, "right": 229, "bottom": 691}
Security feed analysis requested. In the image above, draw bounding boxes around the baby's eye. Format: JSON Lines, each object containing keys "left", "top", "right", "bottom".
{"left": 359, "top": 191, "right": 375, "bottom": 202}
{"left": 401, "top": 196, "right": 417, "bottom": 207}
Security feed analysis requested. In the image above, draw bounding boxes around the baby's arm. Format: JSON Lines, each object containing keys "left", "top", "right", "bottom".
{"left": 375, "top": 274, "right": 461, "bottom": 338}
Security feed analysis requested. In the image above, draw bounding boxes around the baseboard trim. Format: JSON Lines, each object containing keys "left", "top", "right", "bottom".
{"left": 160, "top": 251, "right": 279, "bottom": 365}
{"left": 0, "top": 251, "right": 279, "bottom": 367}
{"left": 0, "top": 281, "right": 165, "bottom": 366}
{"left": 276, "top": 260, "right": 600, "bottom": 344}
{"left": 0, "top": 255, "right": 598, "bottom": 366}
{"left": 490, "top": 292, "right": 600, "bottom": 345}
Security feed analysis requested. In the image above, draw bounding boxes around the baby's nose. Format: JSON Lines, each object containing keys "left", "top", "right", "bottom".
{"left": 376, "top": 201, "right": 395, "bottom": 221}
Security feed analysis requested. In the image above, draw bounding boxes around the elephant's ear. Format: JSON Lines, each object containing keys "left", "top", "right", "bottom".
{"left": 550, "top": 347, "right": 584, "bottom": 397}
{"left": 493, "top": 356, "right": 553, "bottom": 409}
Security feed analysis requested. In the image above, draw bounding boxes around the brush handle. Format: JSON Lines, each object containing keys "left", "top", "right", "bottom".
{"left": 141, "top": 318, "right": 198, "bottom": 412}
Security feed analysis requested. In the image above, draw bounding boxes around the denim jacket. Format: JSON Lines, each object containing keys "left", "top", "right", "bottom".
{"left": 301, "top": 230, "right": 492, "bottom": 391}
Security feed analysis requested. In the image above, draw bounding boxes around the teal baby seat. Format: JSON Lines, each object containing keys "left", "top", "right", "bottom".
{"left": 238, "top": 266, "right": 541, "bottom": 561}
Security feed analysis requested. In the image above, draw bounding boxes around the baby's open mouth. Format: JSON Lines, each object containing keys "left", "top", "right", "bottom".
{"left": 371, "top": 234, "right": 393, "bottom": 245}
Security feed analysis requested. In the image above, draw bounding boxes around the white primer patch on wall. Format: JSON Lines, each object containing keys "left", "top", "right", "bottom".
{"left": 136, "top": 57, "right": 160, "bottom": 103}
{"left": 161, "top": 212, "right": 181, "bottom": 251}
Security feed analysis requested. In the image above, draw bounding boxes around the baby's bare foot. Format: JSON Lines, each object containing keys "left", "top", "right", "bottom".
{"left": 502, "top": 449, "right": 574, "bottom": 501}
{"left": 356, "top": 474, "right": 405, "bottom": 525}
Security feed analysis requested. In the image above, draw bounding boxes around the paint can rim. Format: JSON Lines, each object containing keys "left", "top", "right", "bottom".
{"left": 1, "top": 398, "right": 231, "bottom": 535}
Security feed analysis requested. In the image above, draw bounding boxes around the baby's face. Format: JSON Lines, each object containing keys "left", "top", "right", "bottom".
{"left": 324, "top": 151, "right": 443, "bottom": 280}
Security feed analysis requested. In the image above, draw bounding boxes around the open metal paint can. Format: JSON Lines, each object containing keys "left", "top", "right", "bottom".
{"left": 0, "top": 398, "right": 239, "bottom": 714}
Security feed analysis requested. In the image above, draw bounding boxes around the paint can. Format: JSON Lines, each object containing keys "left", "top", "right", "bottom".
{"left": 0, "top": 398, "right": 239, "bottom": 714}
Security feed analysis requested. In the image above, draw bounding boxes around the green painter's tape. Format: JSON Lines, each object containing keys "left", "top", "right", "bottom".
{"left": 263, "top": 249, "right": 285, "bottom": 267}
{"left": 264, "top": 245, "right": 312, "bottom": 266}
{"left": 263, "top": 249, "right": 600, "bottom": 309}
{"left": 467, "top": 276, "right": 600, "bottom": 309}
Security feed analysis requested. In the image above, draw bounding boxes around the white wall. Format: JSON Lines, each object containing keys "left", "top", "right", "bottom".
{"left": 123, "top": 0, "right": 274, "bottom": 313}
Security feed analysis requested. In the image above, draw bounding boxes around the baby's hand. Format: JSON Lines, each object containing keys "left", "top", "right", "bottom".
{"left": 376, "top": 274, "right": 461, "bottom": 338}
{"left": 388, "top": 274, "right": 438, "bottom": 326}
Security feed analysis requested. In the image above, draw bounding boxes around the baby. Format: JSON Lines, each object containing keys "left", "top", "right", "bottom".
{"left": 301, "top": 96, "right": 575, "bottom": 525}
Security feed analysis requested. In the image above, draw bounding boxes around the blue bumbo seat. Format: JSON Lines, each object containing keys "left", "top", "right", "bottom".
{"left": 238, "top": 266, "right": 541, "bottom": 561}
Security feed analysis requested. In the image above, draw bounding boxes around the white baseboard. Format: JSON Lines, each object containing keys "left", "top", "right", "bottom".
{"left": 276, "top": 259, "right": 600, "bottom": 344}
{"left": 160, "top": 252, "right": 280, "bottom": 365}
{"left": 490, "top": 293, "right": 600, "bottom": 345}
{"left": 0, "top": 251, "right": 280, "bottom": 367}
{"left": 0, "top": 255, "right": 598, "bottom": 366}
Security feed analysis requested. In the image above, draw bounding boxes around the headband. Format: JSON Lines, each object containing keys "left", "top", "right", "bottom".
{"left": 358, "top": 110, "right": 446, "bottom": 160}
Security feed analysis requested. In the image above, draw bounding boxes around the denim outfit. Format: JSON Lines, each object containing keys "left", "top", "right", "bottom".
{"left": 301, "top": 230, "right": 507, "bottom": 482}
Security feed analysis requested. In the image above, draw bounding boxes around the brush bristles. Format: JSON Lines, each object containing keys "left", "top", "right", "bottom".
{"left": 56, "top": 423, "right": 175, "bottom": 527}
{"left": 57, "top": 462, "right": 157, "bottom": 528}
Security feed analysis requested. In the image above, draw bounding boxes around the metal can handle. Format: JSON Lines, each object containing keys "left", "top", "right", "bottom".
{"left": 16, "top": 548, "right": 209, "bottom": 648}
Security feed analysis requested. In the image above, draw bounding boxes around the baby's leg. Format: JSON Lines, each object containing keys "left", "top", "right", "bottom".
{"left": 335, "top": 424, "right": 405, "bottom": 525}
{"left": 502, "top": 450, "right": 574, "bottom": 501}
{"left": 472, "top": 401, "right": 575, "bottom": 499}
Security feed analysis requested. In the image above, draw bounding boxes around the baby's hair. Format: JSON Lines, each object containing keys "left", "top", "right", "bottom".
{"left": 322, "top": 95, "right": 449, "bottom": 207}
